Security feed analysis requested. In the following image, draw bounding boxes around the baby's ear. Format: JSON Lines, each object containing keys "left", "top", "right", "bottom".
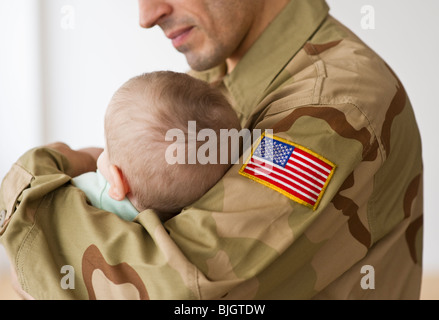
{"left": 108, "top": 165, "right": 130, "bottom": 201}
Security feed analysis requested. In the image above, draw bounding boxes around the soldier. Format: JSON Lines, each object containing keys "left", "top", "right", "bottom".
{"left": 0, "top": 0, "right": 423, "bottom": 299}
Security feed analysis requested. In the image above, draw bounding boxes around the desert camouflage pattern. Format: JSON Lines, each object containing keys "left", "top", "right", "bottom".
{"left": 0, "top": 0, "right": 423, "bottom": 299}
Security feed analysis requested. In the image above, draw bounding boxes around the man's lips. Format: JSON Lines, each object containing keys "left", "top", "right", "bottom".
{"left": 166, "top": 26, "right": 194, "bottom": 48}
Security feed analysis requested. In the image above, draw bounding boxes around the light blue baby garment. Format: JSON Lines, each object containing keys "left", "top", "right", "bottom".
{"left": 72, "top": 170, "right": 139, "bottom": 221}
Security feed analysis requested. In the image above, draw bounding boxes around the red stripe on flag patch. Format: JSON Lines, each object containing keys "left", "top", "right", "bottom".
{"left": 239, "top": 134, "right": 336, "bottom": 210}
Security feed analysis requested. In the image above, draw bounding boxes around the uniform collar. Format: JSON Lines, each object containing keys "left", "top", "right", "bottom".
{"left": 219, "top": 0, "right": 329, "bottom": 122}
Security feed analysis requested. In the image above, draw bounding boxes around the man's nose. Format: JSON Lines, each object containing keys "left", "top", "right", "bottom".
{"left": 138, "top": 0, "right": 173, "bottom": 28}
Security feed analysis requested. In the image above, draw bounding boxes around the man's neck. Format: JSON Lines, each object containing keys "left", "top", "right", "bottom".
{"left": 225, "top": 0, "right": 290, "bottom": 73}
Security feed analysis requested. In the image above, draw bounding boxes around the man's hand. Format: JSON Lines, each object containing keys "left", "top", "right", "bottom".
{"left": 45, "top": 142, "right": 103, "bottom": 177}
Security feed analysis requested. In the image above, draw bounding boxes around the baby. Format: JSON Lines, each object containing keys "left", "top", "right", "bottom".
{"left": 73, "top": 71, "right": 241, "bottom": 222}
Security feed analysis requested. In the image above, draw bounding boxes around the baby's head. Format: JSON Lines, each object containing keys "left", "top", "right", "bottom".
{"left": 97, "top": 71, "right": 241, "bottom": 221}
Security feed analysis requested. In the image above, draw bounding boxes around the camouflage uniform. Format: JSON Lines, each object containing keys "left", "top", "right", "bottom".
{"left": 0, "top": 0, "right": 423, "bottom": 299}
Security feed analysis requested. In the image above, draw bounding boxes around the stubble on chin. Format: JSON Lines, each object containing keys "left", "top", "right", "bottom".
{"left": 183, "top": 40, "right": 229, "bottom": 72}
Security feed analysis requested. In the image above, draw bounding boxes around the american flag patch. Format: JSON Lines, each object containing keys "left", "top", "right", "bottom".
{"left": 239, "top": 134, "right": 336, "bottom": 210}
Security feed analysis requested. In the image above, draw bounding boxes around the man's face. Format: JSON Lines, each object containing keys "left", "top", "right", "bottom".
{"left": 138, "top": 0, "right": 258, "bottom": 71}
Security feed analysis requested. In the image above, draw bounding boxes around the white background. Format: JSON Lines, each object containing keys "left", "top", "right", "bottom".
{"left": 1, "top": 0, "right": 438, "bottom": 277}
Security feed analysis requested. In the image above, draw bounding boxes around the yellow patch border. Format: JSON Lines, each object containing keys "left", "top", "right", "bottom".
{"left": 239, "top": 133, "right": 336, "bottom": 210}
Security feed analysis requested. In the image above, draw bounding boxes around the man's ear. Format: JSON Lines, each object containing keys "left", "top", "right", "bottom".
{"left": 108, "top": 164, "right": 130, "bottom": 201}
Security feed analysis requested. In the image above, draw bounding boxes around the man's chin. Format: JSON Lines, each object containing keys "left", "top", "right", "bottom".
{"left": 185, "top": 53, "right": 223, "bottom": 72}
{"left": 177, "top": 40, "right": 227, "bottom": 71}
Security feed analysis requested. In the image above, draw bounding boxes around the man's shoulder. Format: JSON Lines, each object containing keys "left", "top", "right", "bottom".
{"left": 260, "top": 15, "right": 413, "bottom": 139}
{"left": 283, "top": 15, "right": 400, "bottom": 107}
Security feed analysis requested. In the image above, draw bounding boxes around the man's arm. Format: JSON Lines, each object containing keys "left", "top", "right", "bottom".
{"left": 0, "top": 105, "right": 423, "bottom": 300}
{"left": 44, "top": 142, "right": 103, "bottom": 177}
{"left": 0, "top": 143, "right": 103, "bottom": 299}
{"left": 0, "top": 23, "right": 426, "bottom": 295}
{"left": 0, "top": 145, "right": 196, "bottom": 299}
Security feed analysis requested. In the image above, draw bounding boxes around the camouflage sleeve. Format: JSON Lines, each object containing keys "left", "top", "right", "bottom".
{"left": 167, "top": 96, "right": 422, "bottom": 299}
{"left": 0, "top": 93, "right": 422, "bottom": 301}
{"left": 0, "top": 147, "right": 197, "bottom": 299}
{"left": 164, "top": 103, "right": 375, "bottom": 299}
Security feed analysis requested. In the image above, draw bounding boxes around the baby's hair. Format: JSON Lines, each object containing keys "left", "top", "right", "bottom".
{"left": 105, "top": 71, "right": 241, "bottom": 219}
